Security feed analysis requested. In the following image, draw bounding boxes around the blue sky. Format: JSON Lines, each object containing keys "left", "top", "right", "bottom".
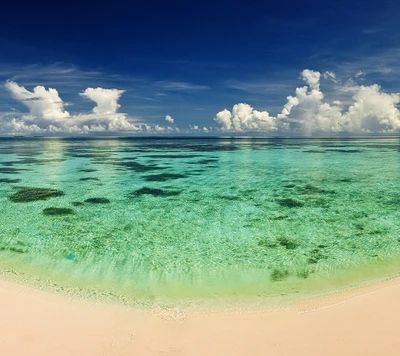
{"left": 1, "top": 0, "right": 400, "bottom": 135}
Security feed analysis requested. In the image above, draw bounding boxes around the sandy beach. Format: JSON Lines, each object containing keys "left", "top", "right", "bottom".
{"left": 1, "top": 276, "right": 399, "bottom": 356}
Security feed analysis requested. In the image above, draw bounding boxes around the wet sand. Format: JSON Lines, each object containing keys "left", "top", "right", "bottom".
{"left": 1, "top": 277, "right": 400, "bottom": 356}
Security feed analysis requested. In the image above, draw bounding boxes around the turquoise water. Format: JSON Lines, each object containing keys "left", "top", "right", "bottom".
{"left": 1, "top": 137, "right": 400, "bottom": 303}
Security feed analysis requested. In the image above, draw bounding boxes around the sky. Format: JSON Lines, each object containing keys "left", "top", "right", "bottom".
{"left": 1, "top": 0, "right": 400, "bottom": 136}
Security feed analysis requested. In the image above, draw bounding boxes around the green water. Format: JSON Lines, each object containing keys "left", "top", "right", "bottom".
{"left": 1, "top": 137, "right": 400, "bottom": 303}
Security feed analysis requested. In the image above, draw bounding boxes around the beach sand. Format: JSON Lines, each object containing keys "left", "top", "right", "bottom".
{"left": 1, "top": 277, "right": 399, "bottom": 356}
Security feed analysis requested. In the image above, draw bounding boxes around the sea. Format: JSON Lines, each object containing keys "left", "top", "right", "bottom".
{"left": 1, "top": 137, "right": 400, "bottom": 306}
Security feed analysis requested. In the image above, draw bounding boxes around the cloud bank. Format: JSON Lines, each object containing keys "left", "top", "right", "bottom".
{"left": 1, "top": 82, "right": 177, "bottom": 134}
{"left": 3, "top": 68, "right": 400, "bottom": 136}
{"left": 214, "top": 69, "right": 400, "bottom": 134}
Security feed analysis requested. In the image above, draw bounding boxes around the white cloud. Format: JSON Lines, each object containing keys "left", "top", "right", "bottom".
{"left": 345, "top": 84, "right": 400, "bottom": 132}
{"left": 214, "top": 69, "right": 400, "bottom": 134}
{"left": 0, "top": 118, "right": 43, "bottom": 134}
{"left": 80, "top": 87, "right": 125, "bottom": 115}
{"left": 214, "top": 103, "right": 277, "bottom": 132}
{"left": 2, "top": 82, "right": 143, "bottom": 134}
{"left": 301, "top": 69, "right": 321, "bottom": 91}
{"left": 165, "top": 114, "right": 174, "bottom": 123}
{"left": 4, "top": 81, "right": 70, "bottom": 120}
{"left": 323, "top": 71, "right": 338, "bottom": 83}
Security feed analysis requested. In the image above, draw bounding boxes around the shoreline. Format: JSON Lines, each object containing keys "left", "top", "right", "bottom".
{"left": 2, "top": 274, "right": 400, "bottom": 355}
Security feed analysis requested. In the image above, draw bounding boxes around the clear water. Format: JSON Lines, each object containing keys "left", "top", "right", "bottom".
{"left": 1, "top": 137, "right": 400, "bottom": 303}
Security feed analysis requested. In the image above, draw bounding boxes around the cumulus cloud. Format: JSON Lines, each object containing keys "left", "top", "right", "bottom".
{"left": 1, "top": 82, "right": 146, "bottom": 134}
{"left": 214, "top": 103, "right": 278, "bottom": 132}
{"left": 214, "top": 69, "right": 400, "bottom": 134}
{"left": 80, "top": 87, "right": 125, "bottom": 115}
{"left": 5, "top": 81, "right": 70, "bottom": 120}
{"left": 345, "top": 84, "right": 400, "bottom": 132}
{"left": 0, "top": 118, "right": 43, "bottom": 134}
{"left": 165, "top": 114, "right": 174, "bottom": 124}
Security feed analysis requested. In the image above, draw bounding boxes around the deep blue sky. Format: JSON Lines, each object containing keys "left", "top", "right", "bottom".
{"left": 1, "top": 0, "right": 400, "bottom": 132}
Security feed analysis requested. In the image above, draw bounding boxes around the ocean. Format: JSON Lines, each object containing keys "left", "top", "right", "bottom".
{"left": 1, "top": 137, "right": 400, "bottom": 305}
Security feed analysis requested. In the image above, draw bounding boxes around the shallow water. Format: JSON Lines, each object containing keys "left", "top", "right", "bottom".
{"left": 1, "top": 137, "right": 400, "bottom": 303}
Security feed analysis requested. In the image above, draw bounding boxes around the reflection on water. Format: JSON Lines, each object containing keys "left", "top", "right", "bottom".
{"left": 1, "top": 137, "right": 400, "bottom": 302}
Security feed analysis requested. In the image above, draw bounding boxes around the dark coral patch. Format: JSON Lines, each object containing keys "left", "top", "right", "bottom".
{"left": 133, "top": 187, "right": 182, "bottom": 197}
{"left": 328, "top": 149, "right": 363, "bottom": 153}
{"left": 217, "top": 195, "right": 240, "bottom": 201}
{"left": 142, "top": 173, "right": 186, "bottom": 182}
{"left": 0, "top": 246, "right": 27, "bottom": 253}
{"left": 43, "top": 207, "right": 74, "bottom": 216}
{"left": 145, "top": 154, "right": 199, "bottom": 159}
{"left": 191, "top": 145, "right": 238, "bottom": 152}
{"left": 276, "top": 236, "right": 298, "bottom": 249}
{"left": 84, "top": 198, "right": 110, "bottom": 204}
{"left": 188, "top": 159, "right": 218, "bottom": 165}
{"left": 0, "top": 167, "right": 25, "bottom": 174}
{"left": 78, "top": 168, "right": 98, "bottom": 173}
{"left": 298, "top": 184, "right": 336, "bottom": 195}
{"left": 0, "top": 178, "right": 21, "bottom": 183}
{"left": 307, "top": 248, "right": 328, "bottom": 264}
{"left": 9, "top": 188, "right": 64, "bottom": 202}
{"left": 270, "top": 268, "right": 289, "bottom": 281}
{"left": 120, "top": 161, "right": 168, "bottom": 172}
{"left": 79, "top": 177, "right": 100, "bottom": 181}
{"left": 336, "top": 177, "right": 354, "bottom": 183}
{"left": 277, "top": 198, "right": 304, "bottom": 208}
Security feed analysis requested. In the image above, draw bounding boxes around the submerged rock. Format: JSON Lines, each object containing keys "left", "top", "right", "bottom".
{"left": 84, "top": 197, "right": 111, "bottom": 204}
{"left": 9, "top": 187, "right": 64, "bottom": 202}
{"left": 43, "top": 207, "right": 74, "bottom": 216}
{"left": 79, "top": 177, "right": 100, "bottom": 181}
{"left": 78, "top": 168, "right": 98, "bottom": 173}
{"left": 133, "top": 187, "right": 182, "bottom": 197}
{"left": 0, "top": 167, "right": 25, "bottom": 174}
{"left": 0, "top": 178, "right": 21, "bottom": 184}
{"left": 142, "top": 173, "right": 186, "bottom": 182}
{"left": 120, "top": 161, "right": 168, "bottom": 172}
{"left": 270, "top": 268, "right": 289, "bottom": 281}
{"left": 277, "top": 198, "right": 304, "bottom": 208}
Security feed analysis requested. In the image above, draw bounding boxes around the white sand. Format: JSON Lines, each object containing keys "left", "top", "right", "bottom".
{"left": 1, "top": 276, "right": 400, "bottom": 356}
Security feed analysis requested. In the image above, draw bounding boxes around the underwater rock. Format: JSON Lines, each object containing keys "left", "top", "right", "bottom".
{"left": 0, "top": 178, "right": 21, "bottom": 183}
{"left": 298, "top": 184, "right": 336, "bottom": 195}
{"left": 43, "top": 207, "right": 74, "bottom": 216}
{"left": 133, "top": 187, "right": 182, "bottom": 197}
{"left": 0, "top": 246, "right": 27, "bottom": 253}
{"left": 84, "top": 198, "right": 111, "bottom": 204}
{"left": 0, "top": 167, "right": 25, "bottom": 174}
{"left": 78, "top": 168, "right": 98, "bottom": 173}
{"left": 142, "top": 173, "right": 186, "bottom": 182}
{"left": 217, "top": 195, "right": 240, "bottom": 201}
{"left": 9, "top": 187, "right": 64, "bottom": 202}
{"left": 307, "top": 248, "right": 328, "bottom": 264}
{"left": 188, "top": 159, "right": 219, "bottom": 165}
{"left": 120, "top": 161, "right": 168, "bottom": 172}
{"left": 276, "top": 236, "right": 298, "bottom": 249}
{"left": 277, "top": 198, "right": 304, "bottom": 208}
{"left": 79, "top": 177, "right": 100, "bottom": 181}
{"left": 270, "top": 268, "right": 289, "bottom": 281}
{"left": 145, "top": 154, "right": 200, "bottom": 159}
